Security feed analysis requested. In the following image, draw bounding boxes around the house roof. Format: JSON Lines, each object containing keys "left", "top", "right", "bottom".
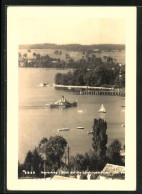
{"left": 51, "top": 175, "right": 76, "bottom": 180}
{"left": 101, "top": 163, "right": 125, "bottom": 174}
{"left": 98, "top": 163, "right": 125, "bottom": 179}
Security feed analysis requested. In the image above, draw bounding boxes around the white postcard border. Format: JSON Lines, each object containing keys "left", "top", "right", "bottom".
{"left": 7, "top": 6, "right": 136, "bottom": 191}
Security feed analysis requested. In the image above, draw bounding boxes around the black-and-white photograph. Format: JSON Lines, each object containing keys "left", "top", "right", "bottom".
{"left": 7, "top": 6, "right": 136, "bottom": 190}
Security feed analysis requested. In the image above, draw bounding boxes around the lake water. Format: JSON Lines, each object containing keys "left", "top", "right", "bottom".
{"left": 18, "top": 68, "right": 125, "bottom": 163}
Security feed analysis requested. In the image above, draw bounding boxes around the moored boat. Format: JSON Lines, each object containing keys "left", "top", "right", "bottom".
{"left": 77, "top": 127, "right": 84, "bottom": 129}
{"left": 121, "top": 105, "right": 125, "bottom": 112}
{"left": 87, "top": 131, "right": 93, "bottom": 134}
{"left": 42, "top": 83, "right": 49, "bottom": 87}
{"left": 77, "top": 109, "right": 83, "bottom": 113}
{"left": 99, "top": 104, "right": 106, "bottom": 113}
{"left": 58, "top": 128, "right": 70, "bottom": 131}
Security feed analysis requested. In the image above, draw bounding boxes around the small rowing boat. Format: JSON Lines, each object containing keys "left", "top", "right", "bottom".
{"left": 77, "top": 110, "right": 83, "bottom": 113}
{"left": 58, "top": 128, "right": 70, "bottom": 131}
{"left": 87, "top": 131, "right": 93, "bottom": 134}
{"left": 77, "top": 127, "right": 84, "bottom": 129}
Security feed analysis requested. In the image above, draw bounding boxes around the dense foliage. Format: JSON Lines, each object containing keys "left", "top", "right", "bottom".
{"left": 18, "top": 136, "right": 67, "bottom": 177}
{"left": 69, "top": 150, "right": 106, "bottom": 172}
{"left": 107, "top": 139, "right": 125, "bottom": 166}
{"left": 18, "top": 119, "right": 125, "bottom": 178}
{"left": 92, "top": 119, "right": 107, "bottom": 160}
{"left": 68, "top": 119, "right": 124, "bottom": 173}
{"left": 55, "top": 63, "right": 125, "bottom": 87}
{"left": 18, "top": 48, "right": 125, "bottom": 88}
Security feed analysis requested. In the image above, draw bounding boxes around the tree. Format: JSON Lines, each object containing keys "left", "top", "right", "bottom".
{"left": 82, "top": 51, "right": 85, "bottom": 55}
{"left": 23, "top": 140, "right": 47, "bottom": 177}
{"left": 69, "top": 153, "right": 90, "bottom": 171}
{"left": 54, "top": 50, "right": 59, "bottom": 55}
{"left": 46, "top": 136, "right": 67, "bottom": 169}
{"left": 87, "top": 150, "right": 105, "bottom": 171}
{"left": 55, "top": 73, "right": 63, "bottom": 85}
{"left": 21, "top": 136, "right": 68, "bottom": 177}
{"left": 121, "top": 74, "right": 125, "bottom": 87}
{"left": 18, "top": 161, "right": 24, "bottom": 177}
{"left": 74, "top": 154, "right": 86, "bottom": 171}
{"left": 95, "top": 66, "right": 111, "bottom": 85}
{"left": 65, "top": 53, "right": 70, "bottom": 59}
{"left": 107, "top": 56, "right": 113, "bottom": 63}
{"left": 123, "top": 144, "right": 125, "bottom": 152}
{"left": 107, "top": 139, "right": 123, "bottom": 165}
{"left": 39, "top": 137, "right": 48, "bottom": 146}
{"left": 32, "top": 148, "right": 43, "bottom": 176}
{"left": 37, "top": 136, "right": 67, "bottom": 170}
{"left": 84, "top": 70, "right": 100, "bottom": 86}
{"left": 36, "top": 54, "right": 40, "bottom": 59}
{"left": 69, "top": 156, "right": 76, "bottom": 171}
{"left": 83, "top": 152, "right": 91, "bottom": 170}
{"left": 24, "top": 151, "right": 33, "bottom": 171}
{"left": 92, "top": 118, "right": 107, "bottom": 160}
{"left": 33, "top": 52, "right": 37, "bottom": 57}
{"left": 37, "top": 137, "right": 48, "bottom": 160}
{"left": 103, "top": 56, "right": 107, "bottom": 61}
{"left": 69, "top": 150, "right": 106, "bottom": 172}
{"left": 23, "top": 53, "right": 27, "bottom": 58}
{"left": 114, "top": 73, "right": 125, "bottom": 88}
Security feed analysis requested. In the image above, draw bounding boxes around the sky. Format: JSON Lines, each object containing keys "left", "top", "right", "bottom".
{"left": 7, "top": 6, "right": 131, "bottom": 45}
{"left": 19, "top": 18, "right": 125, "bottom": 45}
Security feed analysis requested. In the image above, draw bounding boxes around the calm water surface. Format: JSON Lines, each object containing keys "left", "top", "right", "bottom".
{"left": 19, "top": 68, "right": 125, "bottom": 163}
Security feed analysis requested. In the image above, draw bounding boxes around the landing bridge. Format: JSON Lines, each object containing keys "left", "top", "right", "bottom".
{"left": 54, "top": 84, "right": 125, "bottom": 96}
{"left": 80, "top": 90, "right": 125, "bottom": 96}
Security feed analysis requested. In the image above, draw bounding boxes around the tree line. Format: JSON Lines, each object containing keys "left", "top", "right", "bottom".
{"left": 19, "top": 43, "right": 125, "bottom": 51}
{"left": 18, "top": 49, "right": 125, "bottom": 67}
{"left": 55, "top": 63, "right": 125, "bottom": 88}
{"left": 19, "top": 50, "right": 125, "bottom": 87}
{"left": 18, "top": 118, "right": 125, "bottom": 178}
{"left": 19, "top": 52, "right": 67, "bottom": 68}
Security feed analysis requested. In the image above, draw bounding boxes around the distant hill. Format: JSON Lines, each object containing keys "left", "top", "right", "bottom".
{"left": 19, "top": 43, "right": 125, "bottom": 51}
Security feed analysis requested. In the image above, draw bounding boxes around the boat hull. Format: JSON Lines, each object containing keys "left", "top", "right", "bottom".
{"left": 87, "top": 131, "right": 93, "bottom": 134}
{"left": 50, "top": 102, "right": 77, "bottom": 108}
{"left": 77, "top": 127, "right": 84, "bottom": 129}
{"left": 58, "top": 128, "right": 69, "bottom": 131}
{"left": 99, "top": 111, "right": 106, "bottom": 113}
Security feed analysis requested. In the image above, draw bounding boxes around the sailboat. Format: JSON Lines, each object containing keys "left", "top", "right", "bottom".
{"left": 99, "top": 104, "right": 106, "bottom": 113}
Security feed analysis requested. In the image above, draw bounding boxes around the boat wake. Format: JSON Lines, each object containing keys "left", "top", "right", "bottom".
{"left": 19, "top": 105, "right": 49, "bottom": 109}
{"left": 39, "top": 83, "right": 48, "bottom": 87}
{"left": 45, "top": 104, "right": 50, "bottom": 106}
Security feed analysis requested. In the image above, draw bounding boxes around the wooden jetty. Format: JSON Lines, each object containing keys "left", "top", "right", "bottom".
{"left": 54, "top": 84, "right": 125, "bottom": 96}
{"left": 80, "top": 90, "right": 125, "bottom": 96}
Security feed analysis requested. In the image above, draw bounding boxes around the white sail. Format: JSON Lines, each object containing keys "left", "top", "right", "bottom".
{"left": 99, "top": 104, "right": 106, "bottom": 113}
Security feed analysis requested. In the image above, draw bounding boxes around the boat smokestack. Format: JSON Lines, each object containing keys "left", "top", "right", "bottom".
{"left": 61, "top": 96, "right": 65, "bottom": 102}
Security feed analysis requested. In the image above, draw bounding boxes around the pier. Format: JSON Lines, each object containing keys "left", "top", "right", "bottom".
{"left": 54, "top": 84, "right": 125, "bottom": 96}
{"left": 80, "top": 90, "right": 125, "bottom": 96}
